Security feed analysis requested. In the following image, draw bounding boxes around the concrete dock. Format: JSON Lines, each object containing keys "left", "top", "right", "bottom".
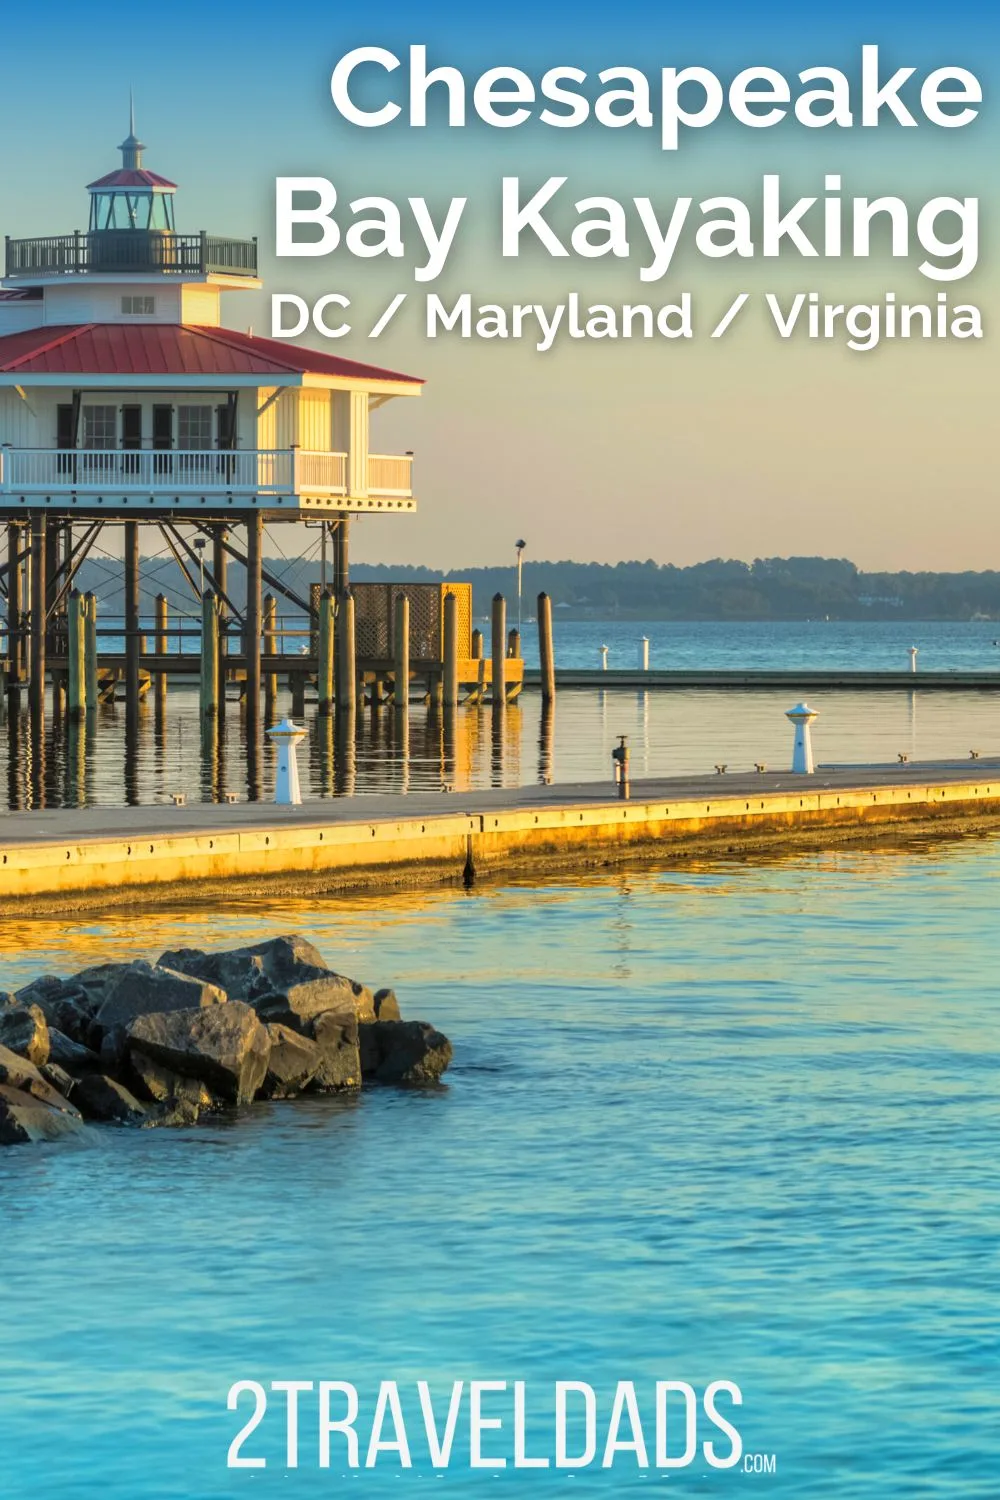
{"left": 1, "top": 758, "right": 999, "bottom": 912}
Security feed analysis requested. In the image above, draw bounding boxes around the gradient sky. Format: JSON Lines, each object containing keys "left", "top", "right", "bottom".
{"left": 0, "top": 0, "right": 996, "bottom": 570}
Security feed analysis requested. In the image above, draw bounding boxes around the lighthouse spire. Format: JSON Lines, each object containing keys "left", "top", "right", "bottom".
{"left": 120, "top": 93, "right": 145, "bottom": 171}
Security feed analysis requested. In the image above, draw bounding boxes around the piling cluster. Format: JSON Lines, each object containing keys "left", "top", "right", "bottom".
{"left": 0, "top": 934, "right": 452, "bottom": 1148}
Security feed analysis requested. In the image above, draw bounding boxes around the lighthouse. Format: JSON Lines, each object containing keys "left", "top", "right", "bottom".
{"left": 0, "top": 109, "right": 423, "bottom": 725}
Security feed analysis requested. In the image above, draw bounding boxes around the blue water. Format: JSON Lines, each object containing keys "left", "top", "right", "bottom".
{"left": 1, "top": 835, "right": 998, "bottom": 1496}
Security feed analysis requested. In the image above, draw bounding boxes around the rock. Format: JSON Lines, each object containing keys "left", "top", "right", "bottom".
{"left": 40, "top": 1062, "right": 75, "bottom": 1099}
{"left": 365, "top": 1021, "right": 453, "bottom": 1085}
{"left": 127, "top": 1003, "right": 270, "bottom": 1106}
{"left": 48, "top": 1029, "right": 102, "bottom": 1077}
{"left": 13, "top": 976, "right": 97, "bottom": 1046}
{"left": 74, "top": 1075, "right": 147, "bottom": 1126}
{"left": 0, "top": 1004, "right": 50, "bottom": 1066}
{"left": 261, "top": 1024, "right": 323, "bottom": 1098}
{"left": 127, "top": 1049, "right": 216, "bottom": 1110}
{"left": 252, "top": 975, "right": 374, "bottom": 1031}
{"left": 359, "top": 1023, "right": 381, "bottom": 1078}
{"left": 94, "top": 962, "right": 227, "bottom": 1036}
{"left": 0, "top": 1043, "right": 77, "bottom": 1112}
{"left": 373, "top": 988, "right": 402, "bottom": 1022}
{"left": 310, "top": 1011, "right": 361, "bottom": 1091}
{"left": 0, "top": 992, "right": 16, "bottom": 1011}
{"left": 157, "top": 947, "right": 268, "bottom": 1004}
{"left": 144, "top": 1097, "right": 201, "bottom": 1129}
{"left": 0, "top": 1084, "right": 85, "bottom": 1146}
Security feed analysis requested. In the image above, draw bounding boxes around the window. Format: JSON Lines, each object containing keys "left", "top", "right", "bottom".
{"left": 121, "top": 295, "right": 155, "bottom": 316}
{"left": 82, "top": 405, "right": 116, "bottom": 450}
{"left": 177, "top": 406, "right": 213, "bottom": 450}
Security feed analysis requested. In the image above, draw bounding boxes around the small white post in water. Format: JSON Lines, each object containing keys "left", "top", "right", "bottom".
{"left": 638, "top": 636, "right": 649, "bottom": 671}
{"left": 786, "top": 702, "right": 819, "bottom": 775}
{"left": 268, "top": 717, "right": 307, "bottom": 805}
{"left": 909, "top": 646, "right": 919, "bottom": 674}
{"left": 599, "top": 644, "right": 609, "bottom": 671}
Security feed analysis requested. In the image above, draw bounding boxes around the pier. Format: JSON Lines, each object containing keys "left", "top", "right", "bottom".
{"left": 523, "top": 669, "right": 1000, "bottom": 691}
{"left": 2, "top": 758, "right": 998, "bottom": 911}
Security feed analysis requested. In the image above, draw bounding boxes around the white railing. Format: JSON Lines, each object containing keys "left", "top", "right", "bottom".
{"left": 368, "top": 453, "right": 413, "bottom": 497}
{"left": 0, "top": 448, "right": 354, "bottom": 497}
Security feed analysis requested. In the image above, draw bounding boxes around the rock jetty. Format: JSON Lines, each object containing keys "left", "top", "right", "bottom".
{"left": 0, "top": 935, "right": 452, "bottom": 1147}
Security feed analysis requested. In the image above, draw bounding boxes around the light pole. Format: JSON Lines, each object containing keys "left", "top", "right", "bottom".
{"left": 515, "top": 538, "right": 526, "bottom": 633}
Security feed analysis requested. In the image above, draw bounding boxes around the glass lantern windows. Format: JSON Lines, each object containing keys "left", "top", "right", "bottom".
{"left": 89, "top": 190, "right": 175, "bottom": 232}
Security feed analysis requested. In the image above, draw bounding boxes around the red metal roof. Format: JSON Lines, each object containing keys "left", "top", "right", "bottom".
{"left": 0, "top": 323, "right": 423, "bottom": 384}
{"left": 87, "top": 169, "right": 178, "bottom": 191}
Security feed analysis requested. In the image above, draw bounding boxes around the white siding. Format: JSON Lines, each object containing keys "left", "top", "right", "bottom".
{"left": 180, "top": 286, "right": 222, "bottom": 326}
{"left": 42, "top": 283, "right": 184, "bottom": 324}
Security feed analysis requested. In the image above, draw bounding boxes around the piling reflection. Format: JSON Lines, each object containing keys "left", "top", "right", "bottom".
{"left": 538, "top": 701, "right": 555, "bottom": 785}
{"left": 335, "top": 705, "right": 356, "bottom": 797}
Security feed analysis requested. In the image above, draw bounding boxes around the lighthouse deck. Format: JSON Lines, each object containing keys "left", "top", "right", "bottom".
{"left": 1, "top": 758, "right": 998, "bottom": 911}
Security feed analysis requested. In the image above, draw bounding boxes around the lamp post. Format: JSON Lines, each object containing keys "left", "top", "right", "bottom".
{"left": 515, "top": 538, "right": 526, "bottom": 633}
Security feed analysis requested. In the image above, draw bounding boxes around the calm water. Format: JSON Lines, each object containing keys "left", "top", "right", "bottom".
{"left": 1, "top": 836, "right": 998, "bottom": 1496}
{"left": 2, "top": 619, "right": 999, "bottom": 809}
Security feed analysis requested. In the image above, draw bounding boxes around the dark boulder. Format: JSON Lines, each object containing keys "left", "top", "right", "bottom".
{"left": 363, "top": 1021, "right": 453, "bottom": 1085}
{"left": 127, "top": 1049, "right": 215, "bottom": 1109}
{"left": 0, "top": 1043, "right": 76, "bottom": 1112}
{"left": 127, "top": 1002, "right": 270, "bottom": 1106}
{"left": 310, "top": 1011, "right": 362, "bottom": 1091}
{"left": 13, "top": 976, "right": 97, "bottom": 1047}
{"left": 373, "top": 988, "right": 402, "bottom": 1022}
{"left": 143, "top": 1096, "right": 202, "bottom": 1129}
{"left": 48, "top": 1029, "right": 102, "bottom": 1077}
{"left": 40, "top": 1062, "right": 75, "bottom": 1100}
{"left": 95, "top": 962, "right": 227, "bottom": 1035}
{"left": 261, "top": 1024, "right": 323, "bottom": 1098}
{"left": 157, "top": 947, "right": 268, "bottom": 1004}
{"left": 0, "top": 1004, "right": 50, "bottom": 1066}
{"left": 0, "top": 992, "right": 16, "bottom": 1011}
{"left": 252, "top": 975, "right": 374, "bottom": 1031}
{"left": 0, "top": 1084, "right": 85, "bottom": 1146}
{"left": 74, "top": 1074, "right": 147, "bottom": 1125}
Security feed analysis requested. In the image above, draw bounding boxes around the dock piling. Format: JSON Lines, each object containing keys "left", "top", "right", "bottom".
{"left": 200, "top": 591, "right": 220, "bottom": 719}
{"left": 84, "top": 593, "right": 98, "bottom": 713}
{"left": 124, "top": 519, "right": 140, "bottom": 719}
{"left": 245, "top": 513, "right": 263, "bottom": 729}
{"left": 471, "top": 628, "right": 483, "bottom": 661}
{"left": 336, "top": 590, "right": 357, "bottom": 711}
{"left": 263, "top": 593, "right": 278, "bottom": 718}
{"left": 393, "top": 594, "right": 410, "bottom": 707}
{"left": 443, "top": 591, "right": 459, "bottom": 710}
{"left": 491, "top": 593, "right": 506, "bottom": 707}
{"left": 318, "top": 589, "right": 335, "bottom": 717}
{"left": 67, "top": 589, "right": 86, "bottom": 721}
{"left": 154, "top": 593, "right": 168, "bottom": 718}
{"left": 537, "top": 592, "right": 556, "bottom": 704}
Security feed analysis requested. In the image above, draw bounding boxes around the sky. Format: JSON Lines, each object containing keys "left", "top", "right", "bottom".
{"left": 0, "top": 0, "right": 996, "bottom": 571}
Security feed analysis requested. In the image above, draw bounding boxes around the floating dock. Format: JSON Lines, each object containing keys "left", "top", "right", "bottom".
{"left": 523, "top": 669, "right": 1000, "bottom": 691}
{"left": 2, "top": 759, "right": 999, "bottom": 912}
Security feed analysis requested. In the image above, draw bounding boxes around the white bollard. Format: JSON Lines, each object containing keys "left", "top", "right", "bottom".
{"left": 599, "top": 644, "right": 609, "bottom": 671}
{"left": 786, "top": 702, "right": 819, "bottom": 774}
{"left": 909, "top": 646, "right": 919, "bottom": 674}
{"left": 638, "top": 636, "right": 649, "bottom": 671}
{"left": 268, "top": 717, "right": 307, "bottom": 805}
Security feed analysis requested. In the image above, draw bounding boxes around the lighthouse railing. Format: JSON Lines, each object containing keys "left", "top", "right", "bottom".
{"left": 0, "top": 448, "right": 355, "bottom": 498}
{"left": 5, "top": 231, "right": 258, "bottom": 279}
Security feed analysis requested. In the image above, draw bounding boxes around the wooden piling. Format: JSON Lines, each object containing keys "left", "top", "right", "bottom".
{"left": 538, "top": 592, "right": 556, "bottom": 703}
{"left": 84, "top": 593, "right": 98, "bottom": 713}
{"left": 7, "top": 522, "right": 23, "bottom": 685}
{"left": 124, "top": 519, "right": 140, "bottom": 718}
{"left": 263, "top": 593, "right": 277, "bottom": 717}
{"left": 491, "top": 593, "right": 506, "bottom": 707}
{"left": 28, "top": 515, "right": 46, "bottom": 719}
{"left": 200, "top": 591, "right": 219, "bottom": 719}
{"left": 443, "top": 591, "right": 459, "bottom": 709}
{"left": 317, "top": 590, "right": 335, "bottom": 716}
{"left": 154, "top": 593, "right": 168, "bottom": 718}
{"left": 245, "top": 513, "right": 262, "bottom": 726}
{"left": 337, "top": 590, "right": 357, "bottom": 710}
{"left": 394, "top": 594, "right": 410, "bottom": 707}
{"left": 507, "top": 627, "right": 520, "bottom": 660}
{"left": 67, "top": 589, "right": 86, "bottom": 721}
{"left": 213, "top": 525, "right": 229, "bottom": 696}
{"left": 471, "top": 628, "right": 483, "bottom": 661}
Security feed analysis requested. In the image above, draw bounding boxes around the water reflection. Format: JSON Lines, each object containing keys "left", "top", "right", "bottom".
{"left": 1, "top": 683, "right": 998, "bottom": 811}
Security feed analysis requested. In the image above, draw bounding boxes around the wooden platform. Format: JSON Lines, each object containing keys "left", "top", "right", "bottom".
{"left": 523, "top": 669, "right": 1000, "bottom": 691}
{"left": 1, "top": 759, "right": 998, "bottom": 912}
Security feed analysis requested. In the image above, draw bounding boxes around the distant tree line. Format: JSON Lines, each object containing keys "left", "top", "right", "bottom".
{"left": 71, "top": 554, "right": 1000, "bottom": 622}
